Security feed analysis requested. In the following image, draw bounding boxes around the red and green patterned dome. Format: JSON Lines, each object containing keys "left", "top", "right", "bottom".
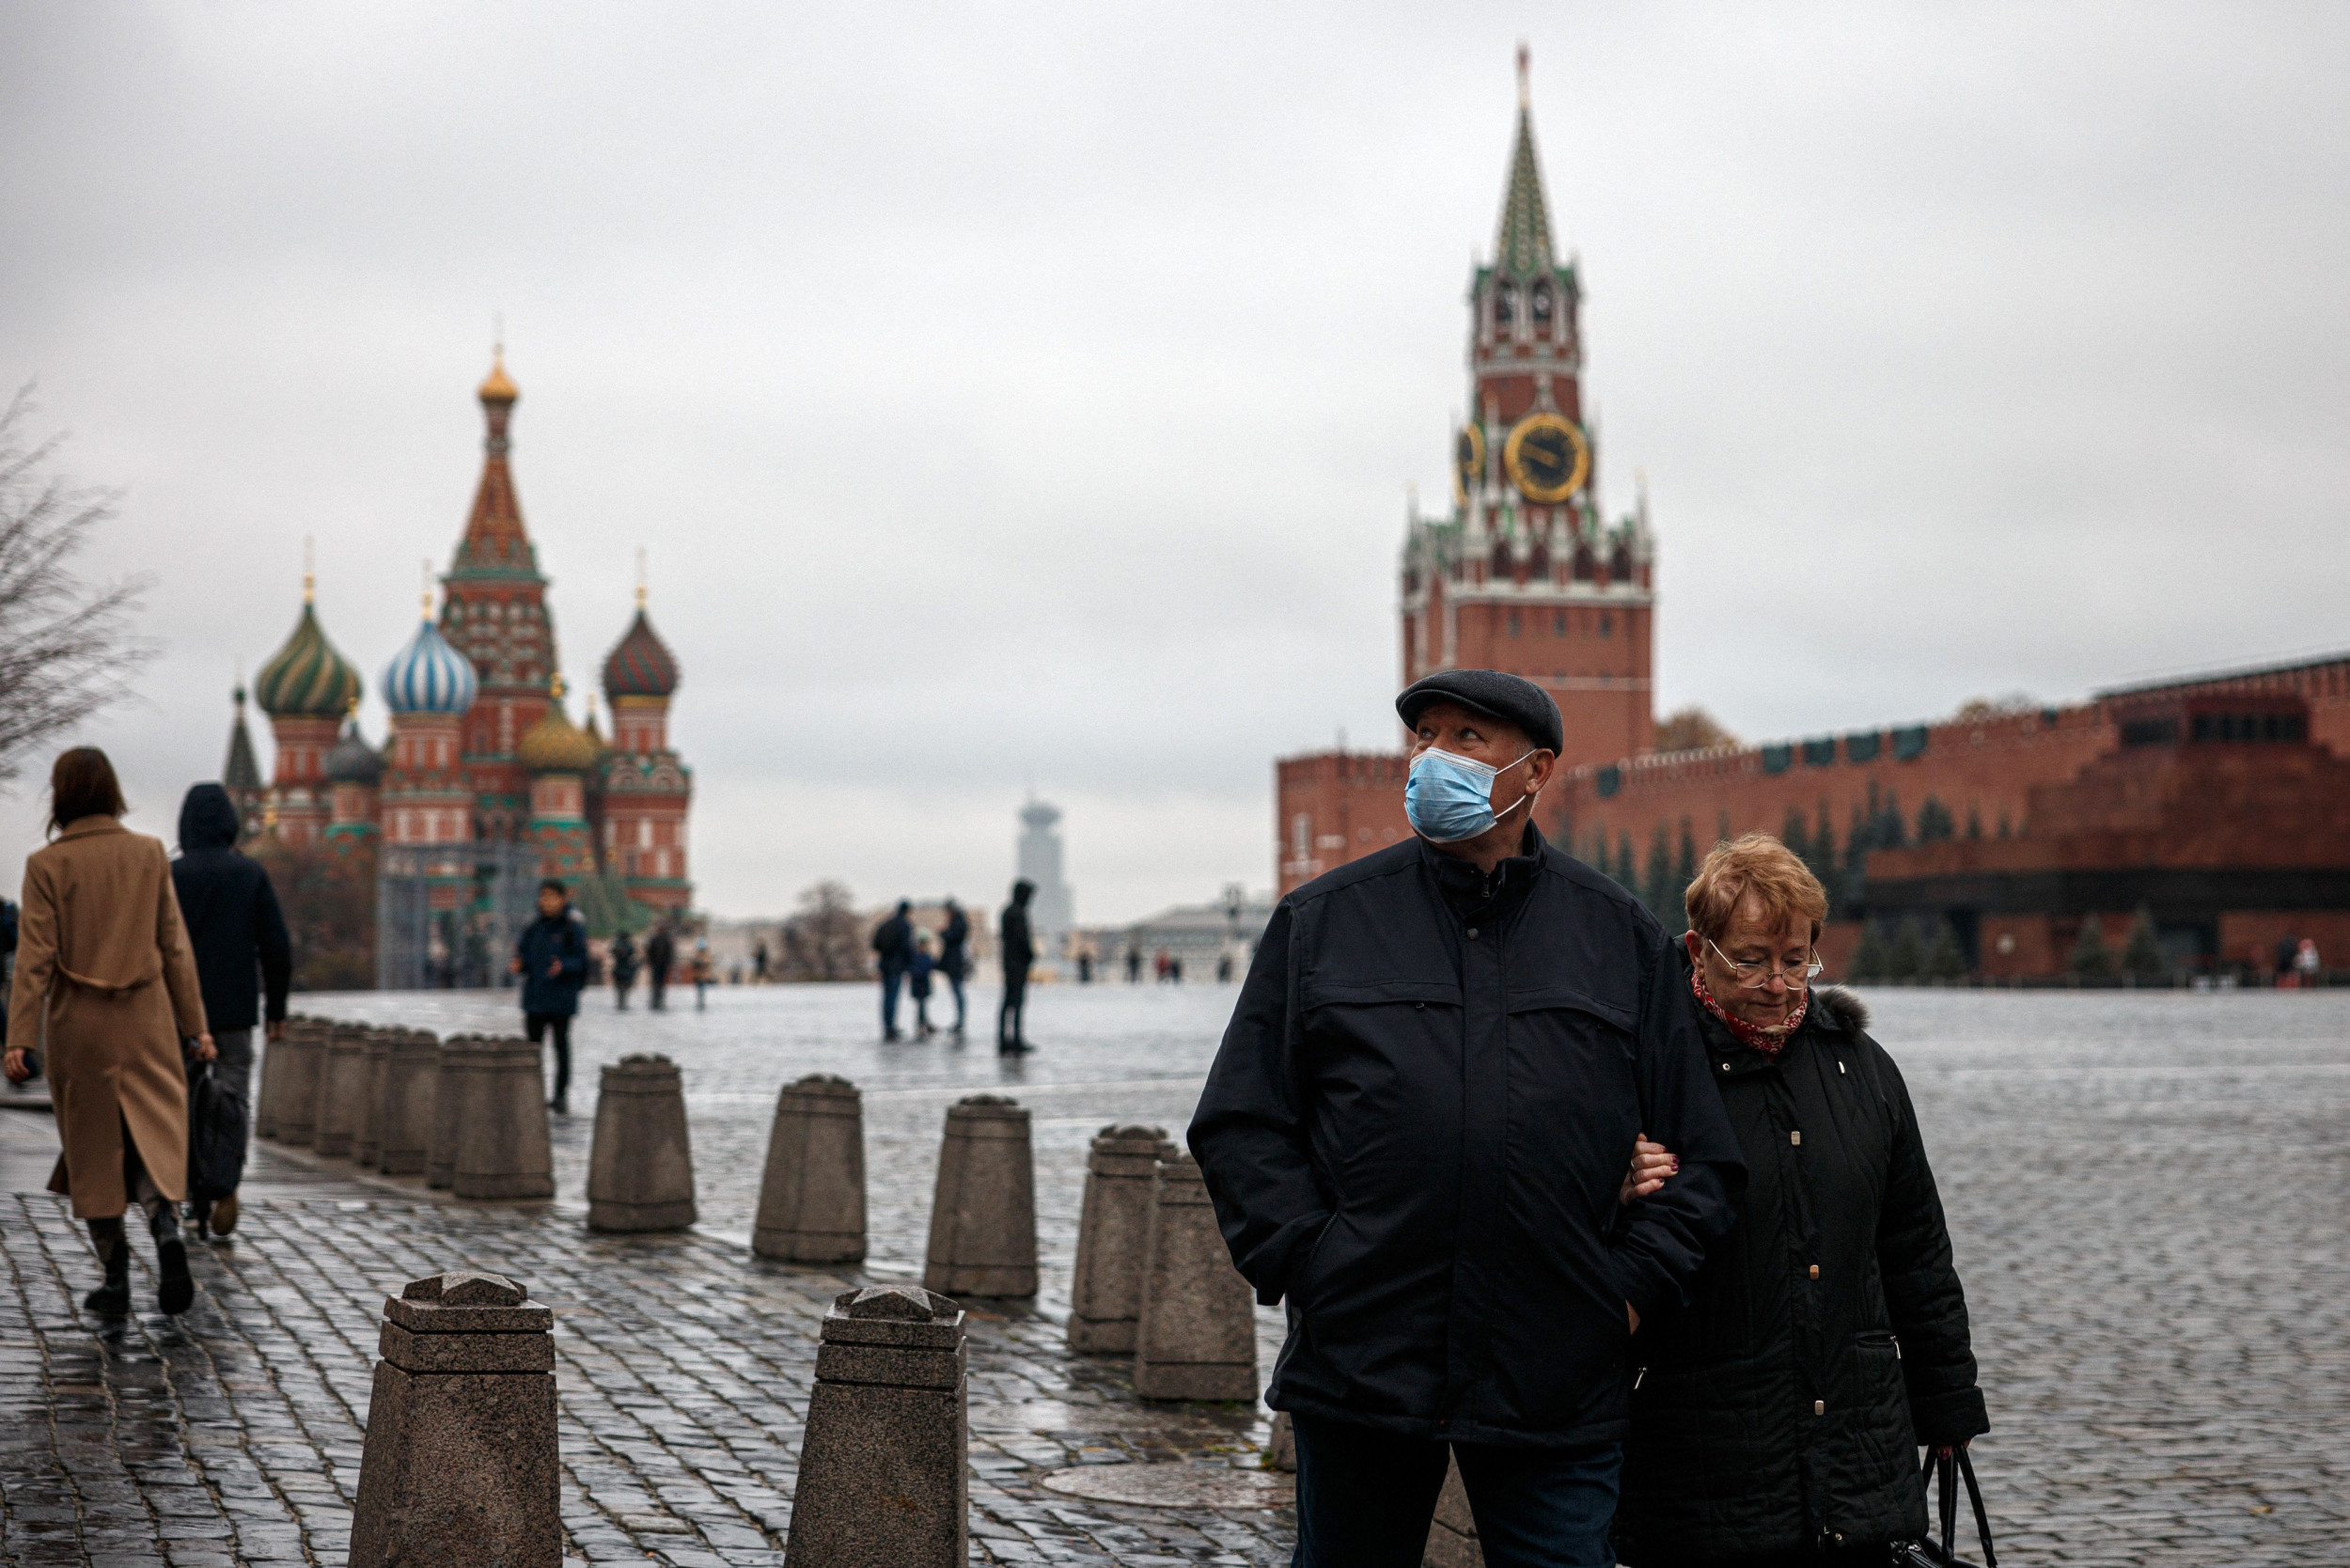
{"left": 254, "top": 592, "right": 363, "bottom": 718}
{"left": 602, "top": 604, "right": 679, "bottom": 700}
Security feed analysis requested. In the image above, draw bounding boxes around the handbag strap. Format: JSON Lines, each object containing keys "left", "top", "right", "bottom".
{"left": 1958, "top": 1448, "right": 1998, "bottom": 1568}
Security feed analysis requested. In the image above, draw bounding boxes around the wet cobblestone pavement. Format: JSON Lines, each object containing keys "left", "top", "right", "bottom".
{"left": 2, "top": 982, "right": 2345, "bottom": 1565}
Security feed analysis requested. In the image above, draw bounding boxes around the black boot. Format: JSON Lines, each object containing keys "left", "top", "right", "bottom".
{"left": 150, "top": 1202, "right": 193, "bottom": 1315}
{"left": 84, "top": 1217, "right": 131, "bottom": 1315}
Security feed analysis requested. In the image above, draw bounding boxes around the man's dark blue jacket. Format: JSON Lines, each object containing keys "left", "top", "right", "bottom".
{"left": 1188, "top": 823, "right": 1745, "bottom": 1447}
{"left": 170, "top": 785, "right": 292, "bottom": 1033}
{"left": 515, "top": 909, "right": 588, "bottom": 1017}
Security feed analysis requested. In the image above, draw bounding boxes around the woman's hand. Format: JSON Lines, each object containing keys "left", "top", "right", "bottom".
{"left": 1618, "top": 1135, "right": 1679, "bottom": 1206}
{"left": 3, "top": 1047, "right": 28, "bottom": 1084}
{"left": 193, "top": 1033, "right": 218, "bottom": 1063}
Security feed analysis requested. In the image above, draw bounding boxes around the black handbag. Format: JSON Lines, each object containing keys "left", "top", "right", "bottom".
{"left": 1889, "top": 1447, "right": 1998, "bottom": 1568}
{"left": 187, "top": 1062, "right": 248, "bottom": 1203}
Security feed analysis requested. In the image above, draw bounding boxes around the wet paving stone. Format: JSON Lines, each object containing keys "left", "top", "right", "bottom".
{"left": 1, "top": 984, "right": 2345, "bottom": 1564}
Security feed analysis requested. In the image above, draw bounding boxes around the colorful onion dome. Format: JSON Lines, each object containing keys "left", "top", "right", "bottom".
{"left": 478, "top": 349, "right": 518, "bottom": 405}
{"left": 602, "top": 600, "right": 679, "bottom": 699}
{"left": 382, "top": 614, "right": 479, "bottom": 715}
{"left": 516, "top": 679, "right": 603, "bottom": 774}
{"left": 254, "top": 590, "right": 363, "bottom": 718}
{"left": 323, "top": 708, "right": 384, "bottom": 786}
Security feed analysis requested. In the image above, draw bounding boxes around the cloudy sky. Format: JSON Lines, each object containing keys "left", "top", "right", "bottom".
{"left": 4, "top": 3, "right": 2347, "bottom": 922}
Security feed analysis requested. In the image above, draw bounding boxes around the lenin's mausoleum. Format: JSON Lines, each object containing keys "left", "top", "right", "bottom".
{"left": 1278, "top": 57, "right": 2350, "bottom": 980}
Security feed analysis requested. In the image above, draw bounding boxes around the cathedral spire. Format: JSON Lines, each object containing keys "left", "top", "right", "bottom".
{"left": 453, "top": 347, "right": 537, "bottom": 577}
{"left": 1495, "top": 45, "right": 1556, "bottom": 278}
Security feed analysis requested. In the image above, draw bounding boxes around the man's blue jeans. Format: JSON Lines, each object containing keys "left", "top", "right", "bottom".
{"left": 879, "top": 965, "right": 904, "bottom": 1035}
{"left": 1290, "top": 1412, "right": 1622, "bottom": 1568}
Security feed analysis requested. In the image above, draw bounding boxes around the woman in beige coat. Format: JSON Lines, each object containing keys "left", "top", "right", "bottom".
{"left": 3, "top": 749, "right": 212, "bottom": 1315}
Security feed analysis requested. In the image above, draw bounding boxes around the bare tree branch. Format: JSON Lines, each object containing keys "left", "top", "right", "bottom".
{"left": 0, "top": 385, "right": 158, "bottom": 786}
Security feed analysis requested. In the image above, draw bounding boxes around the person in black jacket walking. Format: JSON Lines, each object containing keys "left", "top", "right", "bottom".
{"left": 997, "top": 880, "right": 1034, "bottom": 1055}
{"left": 1190, "top": 670, "right": 1745, "bottom": 1568}
{"left": 872, "top": 901, "right": 913, "bottom": 1041}
{"left": 511, "top": 880, "right": 588, "bottom": 1114}
{"left": 169, "top": 783, "right": 291, "bottom": 1238}
{"left": 1614, "top": 836, "right": 1988, "bottom": 1567}
{"left": 938, "top": 898, "right": 970, "bottom": 1037}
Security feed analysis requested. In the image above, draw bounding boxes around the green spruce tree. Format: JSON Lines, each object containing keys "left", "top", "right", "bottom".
{"left": 1616, "top": 831, "right": 1637, "bottom": 893}
{"left": 1782, "top": 808, "right": 1810, "bottom": 868}
{"left": 1924, "top": 919, "right": 1968, "bottom": 980}
{"left": 2068, "top": 917, "right": 2114, "bottom": 980}
{"left": 1887, "top": 918, "right": 1924, "bottom": 982}
{"left": 1850, "top": 923, "right": 1889, "bottom": 982}
{"left": 1965, "top": 805, "right": 1983, "bottom": 841}
{"left": 1915, "top": 796, "right": 1956, "bottom": 843}
{"left": 1642, "top": 823, "right": 1676, "bottom": 923}
{"left": 2121, "top": 904, "right": 2167, "bottom": 980}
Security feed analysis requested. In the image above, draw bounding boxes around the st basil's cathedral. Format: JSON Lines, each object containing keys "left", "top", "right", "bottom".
{"left": 222, "top": 354, "right": 692, "bottom": 981}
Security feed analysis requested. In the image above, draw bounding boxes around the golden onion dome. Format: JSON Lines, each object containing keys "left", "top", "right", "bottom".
{"left": 478, "top": 350, "right": 518, "bottom": 405}
{"left": 515, "top": 679, "right": 601, "bottom": 774}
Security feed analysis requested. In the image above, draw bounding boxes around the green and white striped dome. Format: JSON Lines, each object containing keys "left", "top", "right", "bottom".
{"left": 254, "top": 598, "right": 363, "bottom": 718}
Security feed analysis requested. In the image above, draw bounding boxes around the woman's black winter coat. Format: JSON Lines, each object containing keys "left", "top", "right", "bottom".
{"left": 1613, "top": 979, "right": 1989, "bottom": 1564}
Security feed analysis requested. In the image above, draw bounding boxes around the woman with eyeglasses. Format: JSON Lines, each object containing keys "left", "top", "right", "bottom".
{"left": 1610, "top": 834, "right": 1988, "bottom": 1567}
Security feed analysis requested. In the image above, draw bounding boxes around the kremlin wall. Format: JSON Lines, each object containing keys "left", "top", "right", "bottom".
{"left": 1277, "top": 60, "right": 2350, "bottom": 980}
{"left": 223, "top": 355, "right": 694, "bottom": 988}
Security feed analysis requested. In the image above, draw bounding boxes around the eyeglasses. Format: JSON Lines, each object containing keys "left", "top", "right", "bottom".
{"left": 1705, "top": 936, "right": 1824, "bottom": 990}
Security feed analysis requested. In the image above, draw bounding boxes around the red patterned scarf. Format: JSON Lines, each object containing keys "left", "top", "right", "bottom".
{"left": 1691, "top": 963, "right": 1807, "bottom": 1058}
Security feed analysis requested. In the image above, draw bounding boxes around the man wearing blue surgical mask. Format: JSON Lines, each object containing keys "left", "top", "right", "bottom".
{"left": 1191, "top": 669, "right": 1745, "bottom": 1568}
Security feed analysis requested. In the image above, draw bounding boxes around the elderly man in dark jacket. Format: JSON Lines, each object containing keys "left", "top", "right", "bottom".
{"left": 1190, "top": 670, "right": 1745, "bottom": 1568}
{"left": 170, "top": 783, "right": 291, "bottom": 1237}
{"left": 511, "top": 880, "right": 588, "bottom": 1114}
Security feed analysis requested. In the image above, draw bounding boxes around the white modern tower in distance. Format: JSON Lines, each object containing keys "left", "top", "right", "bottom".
{"left": 1016, "top": 799, "right": 1073, "bottom": 976}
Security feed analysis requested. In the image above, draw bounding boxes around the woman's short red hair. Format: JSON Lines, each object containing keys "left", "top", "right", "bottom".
{"left": 1684, "top": 832, "right": 1829, "bottom": 943}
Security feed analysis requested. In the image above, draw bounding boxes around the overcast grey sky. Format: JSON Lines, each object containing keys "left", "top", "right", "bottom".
{"left": 5, "top": 3, "right": 2347, "bottom": 923}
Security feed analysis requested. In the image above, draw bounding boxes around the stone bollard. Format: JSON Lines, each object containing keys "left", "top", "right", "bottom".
{"left": 358, "top": 1028, "right": 393, "bottom": 1168}
{"left": 921, "top": 1095, "right": 1038, "bottom": 1298}
{"left": 1067, "top": 1123, "right": 1178, "bottom": 1353}
{"left": 313, "top": 1021, "right": 371, "bottom": 1158}
{"left": 450, "top": 1038, "right": 556, "bottom": 1200}
{"left": 349, "top": 1269, "right": 559, "bottom": 1568}
{"left": 1421, "top": 1453, "right": 1484, "bottom": 1568}
{"left": 255, "top": 1014, "right": 312, "bottom": 1141}
{"left": 783, "top": 1285, "right": 966, "bottom": 1568}
{"left": 271, "top": 1017, "right": 327, "bottom": 1148}
{"left": 427, "top": 1035, "right": 484, "bottom": 1189}
{"left": 751, "top": 1074, "right": 866, "bottom": 1262}
{"left": 1132, "top": 1152, "right": 1259, "bottom": 1401}
{"left": 586, "top": 1054, "right": 697, "bottom": 1232}
{"left": 1266, "top": 1409, "right": 1297, "bottom": 1471}
{"left": 379, "top": 1029, "right": 441, "bottom": 1177}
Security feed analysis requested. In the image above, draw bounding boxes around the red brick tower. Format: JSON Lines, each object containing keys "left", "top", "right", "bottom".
{"left": 439, "top": 352, "right": 559, "bottom": 842}
{"left": 1399, "top": 46, "right": 1654, "bottom": 769}
{"left": 598, "top": 584, "right": 694, "bottom": 912}
{"left": 252, "top": 572, "right": 364, "bottom": 846}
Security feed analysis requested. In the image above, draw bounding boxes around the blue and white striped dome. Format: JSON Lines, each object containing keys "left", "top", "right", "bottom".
{"left": 382, "top": 617, "right": 478, "bottom": 715}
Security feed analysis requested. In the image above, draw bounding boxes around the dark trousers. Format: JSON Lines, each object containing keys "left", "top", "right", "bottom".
{"left": 525, "top": 1012, "right": 572, "bottom": 1103}
{"left": 997, "top": 972, "right": 1028, "bottom": 1049}
{"left": 1290, "top": 1412, "right": 1622, "bottom": 1568}
{"left": 880, "top": 964, "right": 905, "bottom": 1036}
{"left": 945, "top": 967, "right": 966, "bottom": 1030}
{"left": 615, "top": 976, "right": 634, "bottom": 1011}
{"left": 649, "top": 972, "right": 667, "bottom": 1011}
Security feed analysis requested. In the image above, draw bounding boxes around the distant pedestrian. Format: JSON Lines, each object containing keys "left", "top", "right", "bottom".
{"left": 646, "top": 923, "right": 675, "bottom": 1011}
{"left": 5, "top": 749, "right": 213, "bottom": 1317}
{"left": 872, "top": 900, "right": 914, "bottom": 1042}
{"left": 1216, "top": 951, "right": 1234, "bottom": 983}
{"left": 938, "top": 898, "right": 970, "bottom": 1036}
{"left": 1076, "top": 951, "right": 1093, "bottom": 984}
{"left": 1155, "top": 949, "right": 1171, "bottom": 983}
{"left": 998, "top": 879, "right": 1035, "bottom": 1055}
{"left": 511, "top": 880, "right": 588, "bottom": 1114}
{"left": 1169, "top": 955, "right": 1184, "bottom": 984}
{"left": 610, "top": 928, "right": 639, "bottom": 1011}
{"left": 691, "top": 939, "right": 713, "bottom": 1011}
{"left": 2296, "top": 936, "right": 2322, "bottom": 983}
{"left": 169, "top": 783, "right": 292, "bottom": 1240}
{"left": 753, "top": 939, "right": 770, "bottom": 983}
{"left": 909, "top": 930, "right": 939, "bottom": 1039}
{"left": 1124, "top": 946, "right": 1142, "bottom": 985}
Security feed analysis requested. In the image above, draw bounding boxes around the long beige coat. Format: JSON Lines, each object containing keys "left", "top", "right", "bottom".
{"left": 8, "top": 817, "right": 208, "bottom": 1215}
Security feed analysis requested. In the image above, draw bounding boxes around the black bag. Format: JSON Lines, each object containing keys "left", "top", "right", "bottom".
{"left": 1890, "top": 1447, "right": 1998, "bottom": 1568}
{"left": 187, "top": 1062, "right": 248, "bottom": 1203}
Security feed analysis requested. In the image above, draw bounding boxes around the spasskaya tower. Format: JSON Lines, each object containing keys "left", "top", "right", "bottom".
{"left": 1399, "top": 45, "right": 1654, "bottom": 766}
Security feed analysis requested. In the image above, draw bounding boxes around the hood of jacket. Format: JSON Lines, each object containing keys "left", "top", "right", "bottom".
{"left": 179, "top": 784, "right": 242, "bottom": 853}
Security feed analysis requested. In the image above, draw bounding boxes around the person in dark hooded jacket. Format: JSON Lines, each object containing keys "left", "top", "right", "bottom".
{"left": 511, "top": 880, "right": 588, "bottom": 1113}
{"left": 1614, "top": 835, "right": 1988, "bottom": 1567}
{"left": 170, "top": 783, "right": 291, "bottom": 1237}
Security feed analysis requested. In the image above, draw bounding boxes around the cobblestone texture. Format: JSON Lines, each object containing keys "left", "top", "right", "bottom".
{"left": 0, "top": 983, "right": 2342, "bottom": 1565}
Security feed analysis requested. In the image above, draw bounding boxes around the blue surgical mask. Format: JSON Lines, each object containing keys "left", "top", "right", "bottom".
{"left": 1405, "top": 747, "right": 1536, "bottom": 843}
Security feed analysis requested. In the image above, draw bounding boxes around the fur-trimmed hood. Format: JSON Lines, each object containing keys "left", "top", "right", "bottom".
{"left": 1809, "top": 984, "right": 1871, "bottom": 1034}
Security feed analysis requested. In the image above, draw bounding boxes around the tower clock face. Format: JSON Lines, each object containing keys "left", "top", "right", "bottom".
{"left": 1503, "top": 413, "right": 1591, "bottom": 503}
{"left": 1453, "top": 424, "right": 1486, "bottom": 507}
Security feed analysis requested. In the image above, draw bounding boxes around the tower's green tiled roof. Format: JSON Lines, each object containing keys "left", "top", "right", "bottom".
{"left": 1494, "top": 102, "right": 1555, "bottom": 278}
